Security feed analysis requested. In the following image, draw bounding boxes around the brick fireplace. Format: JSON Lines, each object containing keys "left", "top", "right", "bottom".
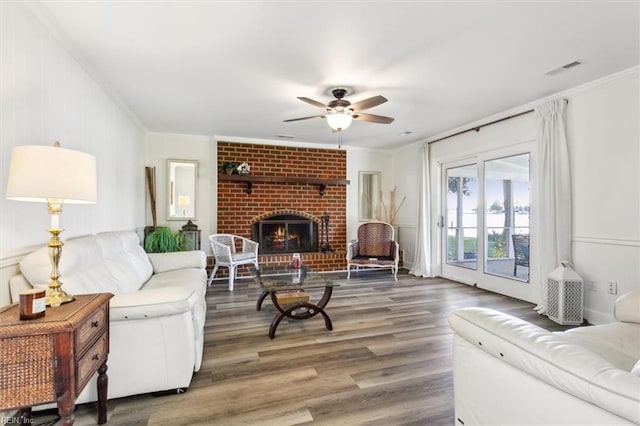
{"left": 216, "top": 141, "right": 347, "bottom": 275}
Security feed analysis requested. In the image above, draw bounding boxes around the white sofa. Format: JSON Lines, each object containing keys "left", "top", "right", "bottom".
{"left": 448, "top": 290, "right": 640, "bottom": 425}
{"left": 9, "top": 231, "right": 208, "bottom": 404}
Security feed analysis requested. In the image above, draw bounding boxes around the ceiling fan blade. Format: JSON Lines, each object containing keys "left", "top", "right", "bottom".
{"left": 297, "top": 97, "right": 329, "bottom": 109}
{"left": 283, "top": 114, "right": 326, "bottom": 122}
{"left": 349, "top": 95, "right": 388, "bottom": 111}
{"left": 353, "top": 113, "right": 394, "bottom": 124}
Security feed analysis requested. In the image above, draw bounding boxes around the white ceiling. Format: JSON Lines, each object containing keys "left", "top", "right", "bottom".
{"left": 29, "top": 1, "right": 640, "bottom": 149}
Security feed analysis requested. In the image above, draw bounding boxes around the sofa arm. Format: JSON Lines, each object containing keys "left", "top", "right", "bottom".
{"left": 615, "top": 290, "right": 640, "bottom": 324}
{"left": 9, "top": 274, "right": 33, "bottom": 303}
{"left": 147, "top": 250, "right": 206, "bottom": 274}
{"left": 109, "top": 287, "right": 197, "bottom": 321}
{"left": 449, "top": 307, "right": 640, "bottom": 424}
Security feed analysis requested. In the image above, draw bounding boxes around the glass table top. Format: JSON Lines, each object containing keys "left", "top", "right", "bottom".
{"left": 248, "top": 265, "right": 335, "bottom": 291}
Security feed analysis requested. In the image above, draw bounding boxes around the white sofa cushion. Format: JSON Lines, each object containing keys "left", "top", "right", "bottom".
{"left": 144, "top": 268, "right": 207, "bottom": 298}
{"left": 19, "top": 231, "right": 152, "bottom": 294}
{"left": 615, "top": 290, "right": 640, "bottom": 324}
{"left": 147, "top": 251, "right": 206, "bottom": 274}
{"left": 558, "top": 322, "right": 640, "bottom": 371}
{"left": 109, "top": 287, "right": 198, "bottom": 321}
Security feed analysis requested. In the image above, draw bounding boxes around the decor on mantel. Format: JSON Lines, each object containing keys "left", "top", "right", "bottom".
{"left": 237, "top": 162, "right": 251, "bottom": 175}
{"left": 220, "top": 161, "right": 237, "bottom": 175}
{"left": 6, "top": 142, "right": 97, "bottom": 306}
{"left": 378, "top": 187, "right": 406, "bottom": 225}
{"left": 218, "top": 174, "right": 349, "bottom": 196}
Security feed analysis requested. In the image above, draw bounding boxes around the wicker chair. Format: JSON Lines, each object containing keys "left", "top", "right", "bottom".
{"left": 207, "top": 234, "right": 259, "bottom": 291}
{"left": 512, "top": 234, "right": 530, "bottom": 276}
{"left": 347, "top": 221, "right": 399, "bottom": 280}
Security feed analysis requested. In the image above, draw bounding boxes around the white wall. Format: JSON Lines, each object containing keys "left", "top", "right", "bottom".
{"left": 568, "top": 70, "right": 640, "bottom": 324}
{"left": 144, "top": 132, "right": 214, "bottom": 251}
{"left": 0, "top": 2, "right": 146, "bottom": 306}
{"left": 346, "top": 146, "right": 394, "bottom": 242}
{"left": 395, "top": 68, "right": 640, "bottom": 323}
{"left": 390, "top": 142, "right": 422, "bottom": 268}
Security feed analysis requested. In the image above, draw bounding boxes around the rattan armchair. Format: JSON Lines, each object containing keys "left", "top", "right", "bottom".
{"left": 347, "top": 221, "right": 399, "bottom": 280}
{"left": 207, "top": 234, "right": 259, "bottom": 291}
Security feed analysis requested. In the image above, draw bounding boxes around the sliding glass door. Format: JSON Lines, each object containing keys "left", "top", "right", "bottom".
{"left": 440, "top": 149, "right": 533, "bottom": 300}
{"left": 445, "top": 163, "right": 478, "bottom": 271}
{"left": 484, "top": 154, "right": 530, "bottom": 281}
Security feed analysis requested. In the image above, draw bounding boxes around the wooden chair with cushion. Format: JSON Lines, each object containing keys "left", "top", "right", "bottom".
{"left": 347, "top": 221, "right": 399, "bottom": 280}
{"left": 208, "top": 234, "right": 259, "bottom": 291}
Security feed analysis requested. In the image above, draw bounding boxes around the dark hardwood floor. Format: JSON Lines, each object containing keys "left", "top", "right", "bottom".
{"left": 56, "top": 270, "right": 571, "bottom": 425}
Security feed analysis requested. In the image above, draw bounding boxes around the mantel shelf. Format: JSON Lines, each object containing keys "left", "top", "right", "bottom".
{"left": 218, "top": 174, "right": 350, "bottom": 195}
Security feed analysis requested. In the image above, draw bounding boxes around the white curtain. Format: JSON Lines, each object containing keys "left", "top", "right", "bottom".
{"left": 535, "top": 98, "right": 572, "bottom": 313}
{"left": 410, "top": 143, "right": 435, "bottom": 277}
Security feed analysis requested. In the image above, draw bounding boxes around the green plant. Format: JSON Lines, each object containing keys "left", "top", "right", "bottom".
{"left": 220, "top": 161, "right": 237, "bottom": 174}
{"left": 144, "top": 226, "right": 185, "bottom": 253}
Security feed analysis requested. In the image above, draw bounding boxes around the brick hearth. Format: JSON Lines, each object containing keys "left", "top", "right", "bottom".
{"left": 216, "top": 141, "right": 347, "bottom": 277}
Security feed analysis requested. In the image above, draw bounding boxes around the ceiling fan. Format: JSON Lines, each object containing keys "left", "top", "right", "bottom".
{"left": 284, "top": 88, "right": 394, "bottom": 132}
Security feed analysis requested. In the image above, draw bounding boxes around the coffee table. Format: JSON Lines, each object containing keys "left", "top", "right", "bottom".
{"left": 249, "top": 265, "right": 336, "bottom": 339}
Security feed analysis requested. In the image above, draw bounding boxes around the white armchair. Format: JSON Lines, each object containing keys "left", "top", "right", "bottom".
{"left": 207, "top": 234, "right": 259, "bottom": 291}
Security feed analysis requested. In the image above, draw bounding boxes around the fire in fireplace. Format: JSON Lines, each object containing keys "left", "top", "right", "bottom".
{"left": 252, "top": 214, "right": 318, "bottom": 254}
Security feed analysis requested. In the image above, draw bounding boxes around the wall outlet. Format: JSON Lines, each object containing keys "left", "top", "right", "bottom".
{"left": 587, "top": 280, "right": 598, "bottom": 291}
{"left": 607, "top": 281, "right": 618, "bottom": 295}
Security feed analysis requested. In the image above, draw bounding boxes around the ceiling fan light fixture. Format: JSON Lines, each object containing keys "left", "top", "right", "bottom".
{"left": 326, "top": 111, "right": 353, "bottom": 131}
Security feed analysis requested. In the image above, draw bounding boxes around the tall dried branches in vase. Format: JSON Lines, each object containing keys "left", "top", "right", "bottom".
{"left": 145, "top": 166, "right": 157, "bottom": 227}
{"left": 379, "top": 187, "right": 406, "bottom": 225}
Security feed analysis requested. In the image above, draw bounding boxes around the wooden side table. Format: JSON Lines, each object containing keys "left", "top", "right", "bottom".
{"left": 0, "top": 293, "right": 113, "bottom": 425}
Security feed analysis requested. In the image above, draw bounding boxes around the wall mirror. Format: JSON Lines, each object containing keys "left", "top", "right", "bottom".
{"left": 167, "top": 159, "right": 198, "bottom": 221}
{"left": 358, "top": 171, "right": 381, "bottom": 221}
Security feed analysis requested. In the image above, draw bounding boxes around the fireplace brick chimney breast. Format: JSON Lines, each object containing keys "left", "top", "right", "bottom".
{"left": 216, "top": 142, "right": 347, "bottom": 275}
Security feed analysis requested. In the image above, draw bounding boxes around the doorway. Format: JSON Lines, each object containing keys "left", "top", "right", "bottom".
{"left": 440, "top": 149, "right": 533, "bottom": 300}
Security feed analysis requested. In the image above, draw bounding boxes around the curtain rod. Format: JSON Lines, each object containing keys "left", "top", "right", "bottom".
{"left": 427, "top": 109, "right": 534, "bottom": 145}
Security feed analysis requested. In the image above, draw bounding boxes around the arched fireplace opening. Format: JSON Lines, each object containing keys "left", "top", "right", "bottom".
{"left": 252, "top": 213, "right": 318, "bottom": 254}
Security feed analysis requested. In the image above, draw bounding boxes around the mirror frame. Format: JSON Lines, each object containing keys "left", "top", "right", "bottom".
{"left": 358, "top": 171, "right": 381, "bottom": 222}
{"left": 167, "top": 159, "right": 198, "bottom": 221}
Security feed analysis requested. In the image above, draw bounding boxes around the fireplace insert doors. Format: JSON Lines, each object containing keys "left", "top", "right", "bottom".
{"left": 253, "top": 215, "right": 318, "bottom": 254}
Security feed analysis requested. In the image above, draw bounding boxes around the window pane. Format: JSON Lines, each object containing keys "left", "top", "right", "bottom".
{"left": 484, "top": 154, "right": 530, "bottom": 281}
{"left": 446, "top": 164, "right": 478, "bottom": 270}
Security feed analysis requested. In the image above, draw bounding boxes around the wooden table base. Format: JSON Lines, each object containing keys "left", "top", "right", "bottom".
{"left": 257, "top": 286, "right": 334, "bottom": 338}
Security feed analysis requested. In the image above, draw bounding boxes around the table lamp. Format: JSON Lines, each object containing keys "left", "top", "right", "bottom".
{"left": 6, "top": 142, "right": 97, "bottom": 306}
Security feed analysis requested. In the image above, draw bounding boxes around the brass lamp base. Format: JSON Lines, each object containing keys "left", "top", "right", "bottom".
{"left": 46, "top": 224, "right": 74, "bottom": 307}
{"left": 46, "top": 285, "right": 75, "bottom": 307}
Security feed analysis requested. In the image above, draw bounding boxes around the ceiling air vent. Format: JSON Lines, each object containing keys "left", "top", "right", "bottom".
{"left": 545, "top": 60, "right": 583, "bottom": 76}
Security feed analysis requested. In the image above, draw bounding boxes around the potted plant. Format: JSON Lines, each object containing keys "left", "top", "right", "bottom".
{"left": 144, "top": 226, "right": 185, "bottom": 253}
{"left": 220, "top": 161, "right": 237, "bottom": 175}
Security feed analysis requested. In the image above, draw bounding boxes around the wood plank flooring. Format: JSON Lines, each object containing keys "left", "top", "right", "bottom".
{"left": 46, "top": 270, "right": 572, "bottom": 425}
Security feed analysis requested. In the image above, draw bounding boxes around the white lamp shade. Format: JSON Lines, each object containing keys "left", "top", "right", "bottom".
{"left": 6, "top": 145, "right": 97, "bottom": 204}
{"left": 326, "top": 111, "right": 353, "bottom": 131}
